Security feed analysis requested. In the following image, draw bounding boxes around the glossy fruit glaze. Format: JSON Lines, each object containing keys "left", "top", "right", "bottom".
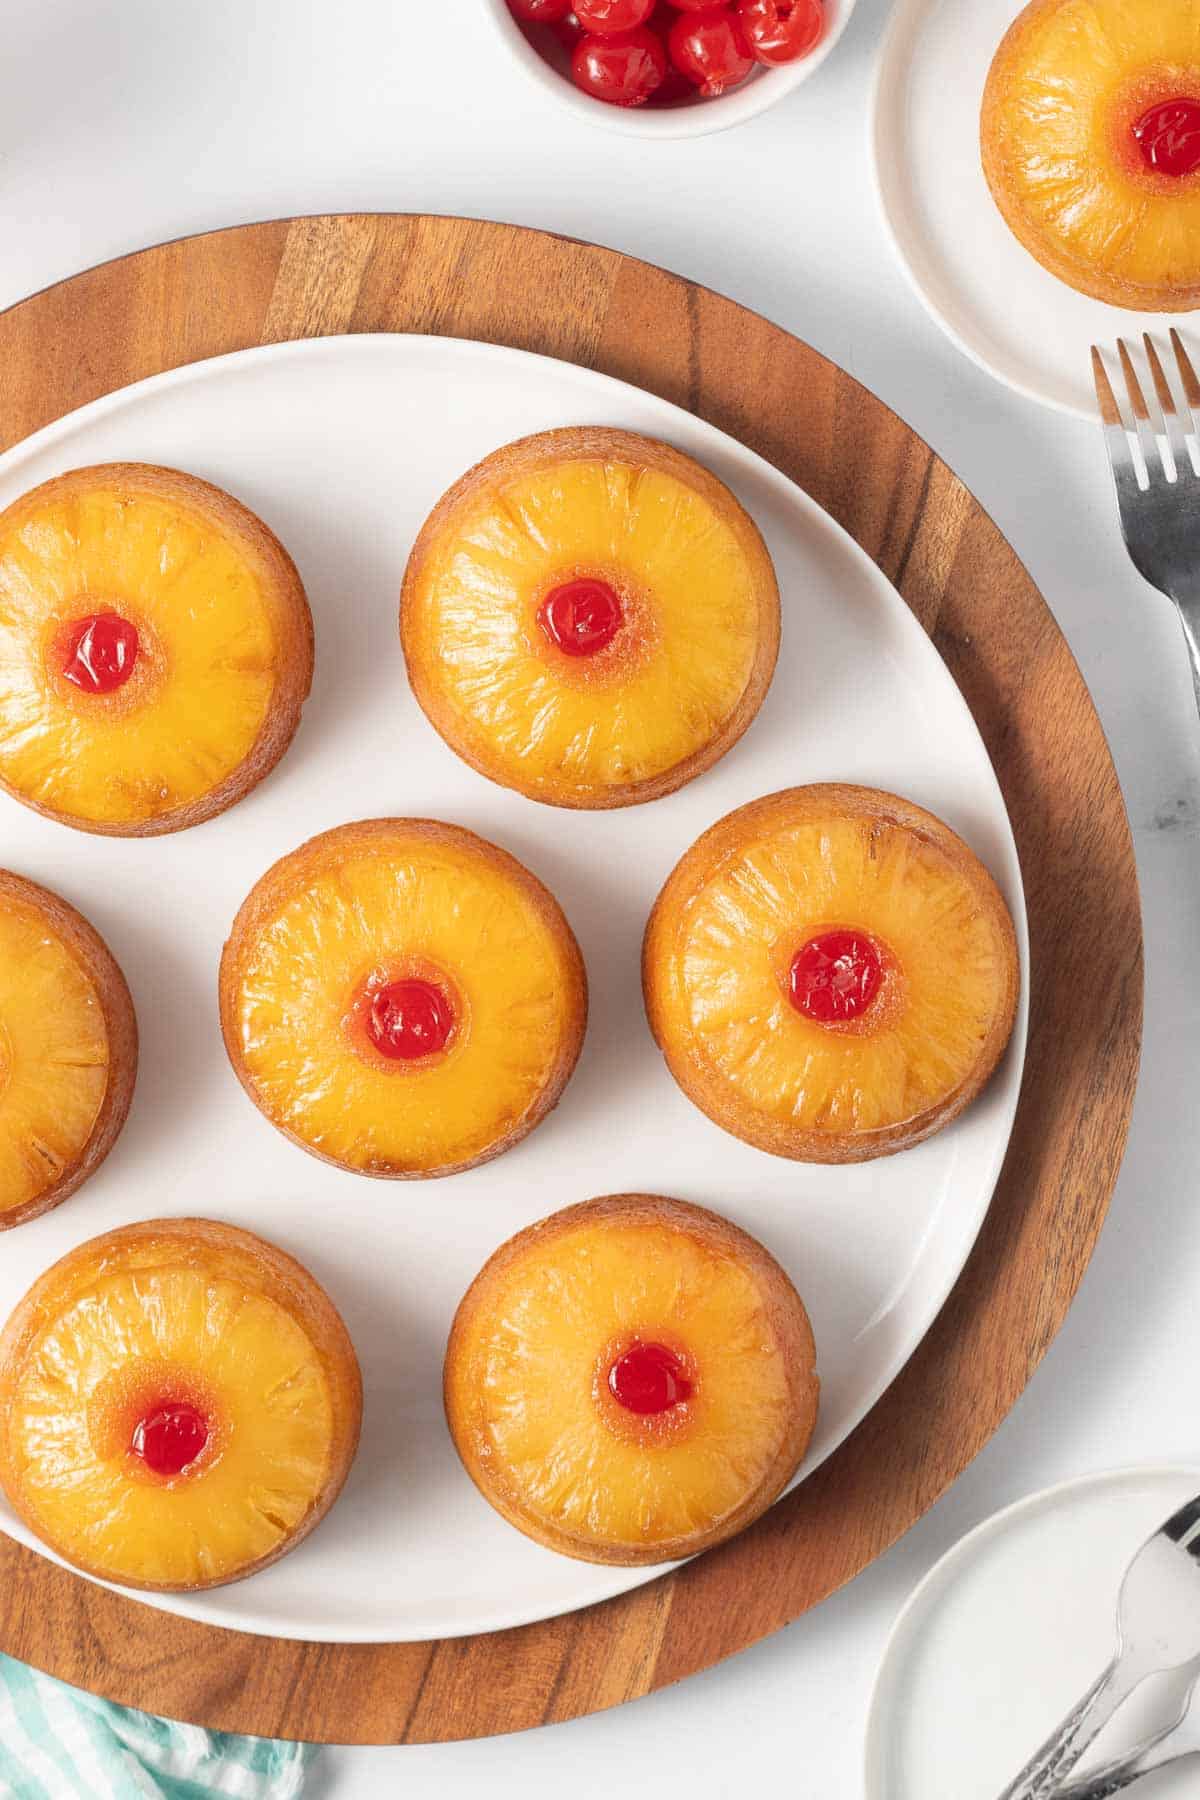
{"left": 131, "top": 1401, "right": 209, "bottom": 1477}
{"left": 789, "top": 928, "right": 885, "bottom": 1025}
{"left": 1133, "top": 97, "right": 1200, "bottom": 177}
{"left": 0, "top": 892, "right": 108, "bottom": 1221}
{"left": 608, "top": 1341, "right": 693, "bottom": 1413}
{"left": 538, "top": 577, "right": 625, "bottom": 657}
{"left": 60, "top": 613, "right": 140, "bottom": 695}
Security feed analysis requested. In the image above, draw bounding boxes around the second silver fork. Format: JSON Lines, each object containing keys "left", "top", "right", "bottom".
{"left": 1092, "top": 330, "right": 1200, "bottom": 718}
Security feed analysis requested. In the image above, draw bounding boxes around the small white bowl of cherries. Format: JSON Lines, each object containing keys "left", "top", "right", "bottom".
{"left": 489, "top": 0, "right": 853, "bottom": 138}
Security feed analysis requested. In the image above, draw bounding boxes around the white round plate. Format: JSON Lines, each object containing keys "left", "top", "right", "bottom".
{"left": 0, "top": 333, "right": 1027, "bottom": 1643}
{"left": 872, "top": 0, "right": 1200, "bottom": 419}
{"left": 866, "top": 1466, "right": 1200, "bottom": 1799}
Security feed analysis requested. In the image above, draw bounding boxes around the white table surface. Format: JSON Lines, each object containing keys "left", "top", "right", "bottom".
{"left": 6, "top": 2, "right": 1199, "bottom": 1794}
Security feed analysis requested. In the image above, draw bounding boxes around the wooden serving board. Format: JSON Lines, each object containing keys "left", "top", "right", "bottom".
{"left": 0, "top": 215, "right": 1142, "bottom": 1745}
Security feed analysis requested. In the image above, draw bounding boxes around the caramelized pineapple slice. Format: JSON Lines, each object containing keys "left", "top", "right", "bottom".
{"left": 982, "top": 0, "right": 1200, "bottom": 309}
{"left": 644, "top": 786, "right": 1019, "bottom": 1162}
{"left": 402, "top": 429, "right": 779, "bottom": 808}
{"left": 0, "top": 465, "right": 312, "bottom": 834}
{"left": 220, "top": 820, "right": 587, "bottom": 1178}
{"left": 0, "top": 1220, "right": 362, "bottom": 1591}
{"left": 446, "top": 1195, "right": 818, "bottom": 1565}
{"left": 0, "top": 872, "right": 135, "bottom": 1228}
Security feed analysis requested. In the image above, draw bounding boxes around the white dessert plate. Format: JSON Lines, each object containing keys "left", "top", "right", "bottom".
{"left": 866, "top": 1465, "right": 1200, "bottom": 1799}
{"left": 0, "top": 333, "right": 1027, "bottom": 1643}
{"left": 871, "top": 0, "right": 1200, "bottom": 419}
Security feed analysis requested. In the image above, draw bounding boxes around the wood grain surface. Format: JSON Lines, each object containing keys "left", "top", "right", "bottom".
{"left": 0, "top": 215, "right": 1143, "bottom": 1745}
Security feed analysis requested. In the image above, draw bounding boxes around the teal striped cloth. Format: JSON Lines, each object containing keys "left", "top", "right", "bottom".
{"left": 0, "top": 1655, "right": 314, "bottom": 1799}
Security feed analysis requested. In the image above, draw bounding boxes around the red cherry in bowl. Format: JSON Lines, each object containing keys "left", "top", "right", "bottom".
{"left": 737, "top": 0, "right": 823, "bottom": 65}
{"left": 508, "top": 0, "right": 574, "bottom": 20}
{"left": 667, "top": 7, "right": 754, "bottom": 96}
{"left": 572, "top": 26, "right": 668, "bottom": 104}
{"left": 575, "top": 0, "right": 657, "bottom": 31}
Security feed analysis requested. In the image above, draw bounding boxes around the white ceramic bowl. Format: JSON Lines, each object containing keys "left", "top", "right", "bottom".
{"left": 484, "top": 0, "right": 858, "bottom": 139}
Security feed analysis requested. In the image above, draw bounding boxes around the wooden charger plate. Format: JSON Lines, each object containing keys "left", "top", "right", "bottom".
{"left": 0, "top": 215, "right": 1141, "bottom": 1744}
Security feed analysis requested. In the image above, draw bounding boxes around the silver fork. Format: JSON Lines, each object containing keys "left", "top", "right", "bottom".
{"left": 995, "top": 1491, "right": 1200, "bottom": 1799}
{"left": 1092, "top": 331, "right": 1200, "bottom": 717}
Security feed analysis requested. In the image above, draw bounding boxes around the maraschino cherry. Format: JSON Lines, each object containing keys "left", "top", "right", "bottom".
{"left": 366, "top": 978, "right": 455, "bottom": 1061}
{"left": 1133, "top": 98, "right": 1200, "bottom": 178}
{"left": 61, "top": 612, "right": 139, "bottom": 694}
{"left": 538, "top": 578, "right": 624, "bottom": 657}
{"left": 788, "top": 928, "right": 884, "bottom": 1025}
{"left": 131, "top": 1402, "right": 209, "bottom": 1477}
{"left": 608, "top": 1341, "right": 693, "bottom": 1414}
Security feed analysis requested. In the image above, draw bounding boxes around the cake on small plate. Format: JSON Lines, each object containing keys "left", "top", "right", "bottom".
{"left": 982, "top": 0, "right": 1200, "bottom": 310}
{"left": 445, "top": 1193, "right": 818, "bottom": 1565}
{"left": 401, "top": 427, "right": 780, "bottom": 808}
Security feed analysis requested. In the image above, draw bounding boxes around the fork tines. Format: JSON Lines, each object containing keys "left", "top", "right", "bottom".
{"left": 1092, "top": 331, "right": 1200, "bottom": 490}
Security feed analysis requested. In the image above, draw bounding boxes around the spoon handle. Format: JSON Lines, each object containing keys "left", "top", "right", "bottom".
{"left": 995, "top": 1659, "right": 1141, "bottom": 1800}
{"left": 1057, "top": 1743, "right": 1197, "bottom": 1799}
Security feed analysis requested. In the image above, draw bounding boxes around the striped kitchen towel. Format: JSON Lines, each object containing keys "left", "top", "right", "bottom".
{"left": 0, "top": 1653, "right": 314, "bottom": 1799}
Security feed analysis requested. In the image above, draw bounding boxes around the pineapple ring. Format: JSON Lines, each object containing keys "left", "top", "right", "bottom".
{"left": 0, "top": 871, "right": 137, "bottom": 1230}
{"left": 0, "top": 1219, "right": 362, "bottom": 1593}
{"left": 643, "top": 785, "right": 1020, "bottom": 1164}
{"left": 982, "top": 0, "right": 1200, "bottom": 310}
{"left": 0, "top": 464, "right": 314, "bottom": 835}
{"left": 400, "top": 428, "right": 780, "bottom": 809}
{"left": 219, "top": 819, "right": 588, "bottom": 1179}
{"left": 445, "top": 1194, "right": 819, "bottom": 1566}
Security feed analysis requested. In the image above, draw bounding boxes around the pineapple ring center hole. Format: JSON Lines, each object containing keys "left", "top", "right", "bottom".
{"left": 1132, "top": 96, "right": 1200, "bottom": 177}
{"left": 58, "top": 610, "right": 140, "bottom": 695}
{"left": 608, "top": 1341, "right": 693, "bottom": 1415}
{"left": 788, "top": 928, "right": 887, "bottom": 1027}
{"left": 538, "top": 577, "right": 624, "bottom": 658}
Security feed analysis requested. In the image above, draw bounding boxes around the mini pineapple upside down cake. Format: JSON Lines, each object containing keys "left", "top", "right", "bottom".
{"left": 444, "top": 1194, "right": 819, "bottom": 1566}
{"left": 0, "top": 464, "right": 313, "bottom": 835}
{"left": 982, "top": 0, "right": 1200, "bottom": 309}
{"left": 220, "top": 819, "right": 588, "bottom": 1178}
{"left": 643, "top": 785, "right": 1020, "bottom": 1164}
{"left": 0, "top": 1219, "right": 362, "bottom": 1591}
{"left": 0, "top": 871, "right": 137, "bottom": 1230}
{"left": 400, "top": 428, "right": 780, "bottom": 809}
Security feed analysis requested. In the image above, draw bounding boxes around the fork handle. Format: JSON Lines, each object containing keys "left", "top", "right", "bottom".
{"left": 995, "top": 1657, "right": 1143, "bottom": 1800}
{"left": 1172, "top": 586, "right": 1200, "bottom": 722}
